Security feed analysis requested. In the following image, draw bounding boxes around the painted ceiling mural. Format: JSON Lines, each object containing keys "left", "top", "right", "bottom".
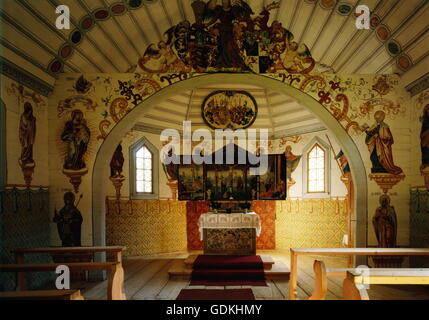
{"left": 138, "top": 1, "right": 314, "bottom": 74}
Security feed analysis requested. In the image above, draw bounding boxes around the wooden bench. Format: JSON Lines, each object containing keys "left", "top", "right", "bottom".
{"left": 0, "top": 262, "right": 125, "bottom": 300}
{"left": 0, "top": 289, "right": 84, "bottom": 300}
{"left": 343, "top": 268, "right": 429, "bottom": 300}
{"left": 11, "top": 246, "right": 125, "bottom": 290}
{"left": 289, "top": 248, "right": 429, "bottom": 300}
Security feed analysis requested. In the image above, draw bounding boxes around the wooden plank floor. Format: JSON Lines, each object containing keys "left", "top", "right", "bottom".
{"left": 76, "top": 251, "right": 429, "bottom": 300}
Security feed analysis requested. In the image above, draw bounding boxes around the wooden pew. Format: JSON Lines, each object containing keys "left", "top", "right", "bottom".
{"left": 343, "top": 268, "right": 429, "bottom": 300}
{"left": 11, "top": 246, "right": 125, "bottom": 290}
{"left": 289, "top": 248, "right": 429, "bottom": 300}
{"left": 0, "top": 289, "right": 84, "bottom": 300}
{"left": 0, "top": 262, "right": 125, "bottom": 300}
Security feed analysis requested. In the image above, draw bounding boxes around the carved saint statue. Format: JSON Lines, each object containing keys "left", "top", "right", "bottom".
{"left": 162, "top": 148, "right": 179, "bottom": 181}
{"left": 53, "top": 192, "right": 83, "bottom": 247}
{"left": 372, "top": 195, "right": 397, "bottom": 248}
{"left": 110, "top": 144, "right": 124, "bottom": 178}
{"left": 19, "top": 102, "right": 36, "bottom": 165}
{"left": 61, "top": 110, "right": 90, "bottom": 170}
{"left": 361, "top": 110, "right": 402, "bottom": 175}
{"left": 284, "top": 145, "right": 301, "bottom": 180}
{"left": 420, "top": 104, "right": 429, "bottom": 170}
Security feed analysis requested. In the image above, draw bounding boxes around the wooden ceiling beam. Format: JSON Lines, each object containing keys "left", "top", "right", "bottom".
{"left": 0, "top": 9, "right": 80, "bottom": 73}
{"left": 18, "top": 0, "right": 103, "bottom": 73}
{"left": 317, "top": 0, "right": 364, "bottom": 64}
{"left": 48, "top": 0, "right": 119, "bottom": 72}
{"left": 352, "top": 0, "right": 429, "bottom": 74}
{"left": 77, "top": 0, "right": 134, "bottom": 69}
{"left": 335, "top": 0, "right": 401, "bottom": 73}
{"left": 100, "top": 0, "right": 142, "bottom": 59}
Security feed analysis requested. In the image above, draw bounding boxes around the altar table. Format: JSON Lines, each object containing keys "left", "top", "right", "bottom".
{"left": 198, "top": 213, "right": 261, "bottom": 255}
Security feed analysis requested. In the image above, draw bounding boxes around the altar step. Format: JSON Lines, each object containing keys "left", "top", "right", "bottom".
{"left": 184, "top": 255, "right": 275, "bottom": 270}
{"left": 168, "top": 256, "right": 290, "bottom": 281}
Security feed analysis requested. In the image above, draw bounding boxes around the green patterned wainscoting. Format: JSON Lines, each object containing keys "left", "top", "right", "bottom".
{"left": 0, "top": 188, "right": 53, "bottom": 291}
{"left": 410, "top": 189, "right": 429, "bottom": 267}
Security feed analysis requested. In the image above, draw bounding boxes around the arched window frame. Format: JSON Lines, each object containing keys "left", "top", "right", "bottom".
{"left": 129, "top": 136, "right": 159, "bottom": 200}
{"left": 302, "top": 137, "right": 331, "bottom": 198}
{"left": 0, "top": 99, "right": 6, "bottom": 188}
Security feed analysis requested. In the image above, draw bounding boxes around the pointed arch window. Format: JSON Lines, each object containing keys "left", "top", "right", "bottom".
{"left": 130, "top": 136, "right": 159, "bottom": 199}
{"left": 302, "top": 137, "right": 331, "bottom": 198}
{"left": 307, "top": 144, "right": 325, "bottom": 193}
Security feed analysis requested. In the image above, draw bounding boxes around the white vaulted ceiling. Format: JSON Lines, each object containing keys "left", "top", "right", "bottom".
{"left": 0, "top": 0, "right": 428, "bottom": 82}
{"left": 132, "top": 83, "right": 326, "bottom": 138}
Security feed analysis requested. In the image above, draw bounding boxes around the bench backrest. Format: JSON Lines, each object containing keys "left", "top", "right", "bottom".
{"left": 0, "top": 289, "right": 84, "bottom": 300}
{"left": 11, "top": 246, "right": 125, "bottom": 254}
{"left": 0, "top": 262, "right": 119, "bottom": 272}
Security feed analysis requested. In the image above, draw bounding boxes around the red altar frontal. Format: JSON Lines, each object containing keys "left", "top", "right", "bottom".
{"left": 198, "top": 213, "right": 261, "bottom": 255}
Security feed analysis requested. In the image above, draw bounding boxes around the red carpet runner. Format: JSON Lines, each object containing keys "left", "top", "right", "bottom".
{"left": 190, "top": 255, "right": 267, "bottom": 286}
{"left": 177, "top": 289, "right": 255, "bottom": 300}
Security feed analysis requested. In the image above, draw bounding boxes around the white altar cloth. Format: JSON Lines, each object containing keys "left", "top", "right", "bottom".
{"left": 198, "top": 212, "right": 262, "bottom": 241}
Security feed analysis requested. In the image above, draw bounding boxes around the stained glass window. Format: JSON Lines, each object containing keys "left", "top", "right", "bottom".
{"left": 307, "top": 144, "right": 325, "bottom": 193}
{"left": 135, "top": 145, "right": 153, "bottom": 193}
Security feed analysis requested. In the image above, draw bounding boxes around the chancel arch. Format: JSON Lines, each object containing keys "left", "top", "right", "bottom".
{"left": 92, "top": 73, "right": 368, "bottom": 260}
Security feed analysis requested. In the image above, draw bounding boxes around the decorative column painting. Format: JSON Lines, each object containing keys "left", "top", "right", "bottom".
{"left": 18, "top": 102, "right": 36, "bottom": 187}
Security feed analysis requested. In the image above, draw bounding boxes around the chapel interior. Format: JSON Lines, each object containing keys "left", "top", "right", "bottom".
{"left": 0, "top": 0, "right": 429, "bottom": 301}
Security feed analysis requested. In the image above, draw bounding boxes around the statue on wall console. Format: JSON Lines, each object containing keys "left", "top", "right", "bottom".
{"left": 53, "top": 192, "right": 83, "bottom": 247}
{"left": 372, "top": 194, "right": 397, "bottom": 248}
{"left": 361, "top": 111, "right": 402, "bottom": 175}
{"left": 19, "top": 102, "right": 36, "bottom": 187}
{"left": 61, "top": 109, "right": 90, "bottom": 170}
{"left": 109, "top": 144, "right": 125, "bottom": 203}
{"left": 361, "top": 110, "right": 404, "bottom": 193}
{"left": 420, "top": 104, "right": 429, "bottom": 188}
{"left": 162, "top": 146, "right": 180, "bottom": 200}
{"left": 110, "top": 144, "right": 124, "bottom": 178}
{"left": 284, "top": 145, "right": 301, "bottom": 192}
{"left": 61, "top": 109, "right": 90, "bottom": 193}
